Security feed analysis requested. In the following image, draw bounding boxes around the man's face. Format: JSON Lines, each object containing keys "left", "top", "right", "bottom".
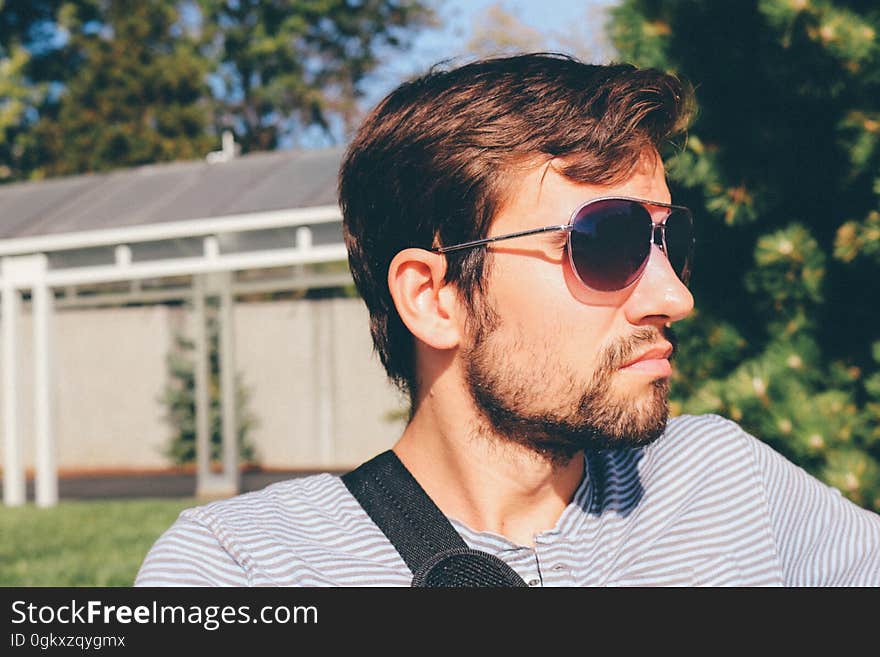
{"left": 459, "top": 155, "right": 694, "bottom": 464}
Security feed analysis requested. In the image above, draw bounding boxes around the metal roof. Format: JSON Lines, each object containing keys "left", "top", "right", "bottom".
{"left": 0, "top": 146, "right": 344, "bottom": 241}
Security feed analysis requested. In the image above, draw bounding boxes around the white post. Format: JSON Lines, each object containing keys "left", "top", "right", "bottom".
{"left": 222, "top": 130, "right": 235, "bottom": 158}
{"left": 294, "top": 226, "right": 312, "bottom": 281}
{"left": 32, "top": 272, "right": 57, "bottom": 508}
{"left": 1, "top": 276, "right": 25, "bottom": 506}
{"left": 315, "top": 300, "right": 335, "bottom": 464}
{"left": 295, "top": 226, "right": 313, "bottom": 251}
{"left": 204, "top": 236, "right": 220, "bottom": 260}
{"left": 193, "top": 274, "right": 211, "bottom": 496}
{"left": 218, "top": 271, "right": 238, "bottom": 493}
{"left": 114, "top": 245, "right": 132, "bottom": 266}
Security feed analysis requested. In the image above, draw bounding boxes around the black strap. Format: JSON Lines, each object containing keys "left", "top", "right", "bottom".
{"left": 342, "top": 450, "right": 466, "bottom": 571}
{"left": 342, "top": 450, "right": 527, "bottom": 587}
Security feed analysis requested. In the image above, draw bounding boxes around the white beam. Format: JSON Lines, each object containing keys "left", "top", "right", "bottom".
{"left": 50, "top": 271, "right": 353, "bottom": 310}
{"left": 0, "top": 205, "right": 342, "bottom": 256}
{"left": 2, "top": 281, "right": 25, "bottom": 506}
{"left": 32, "top": 277, "right": 57, "bottom": 507}
{"left": 42, "top": 243, "right": 348, "bottom": 288}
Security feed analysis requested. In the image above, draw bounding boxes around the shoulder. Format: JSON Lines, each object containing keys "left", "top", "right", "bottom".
{"left": 638, "top": 412, "right": 759, "bottom": 477}
{"left": 658, "top": 412, "right": 754, "bottom": 450}
{"left": 650, "top": 415, "right": 880, "bottom": 544}
{"left": 178, "top": 472, "right": 368, "bottom": 557}
{"left": 594, "top": 413, "right": 777, "bottom": 516}
{"left": 639, "top": 413, "right": 825, "bottom": 492}
{"left": 136, "top": 473, "right": 363, "bottom": 586}
{"left": 584, "top": 413, "right": 764, "bottom": 520}
{"left": 655, "top": 414, "right": 864, "bottom": 507}
{"left": 183, "top": 472, "right": 355, "bottom": 531}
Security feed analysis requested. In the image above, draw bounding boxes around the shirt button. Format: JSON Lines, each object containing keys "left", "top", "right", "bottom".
{"left": 528, "top": 578, "right": 541, "bottom": 587}
{"left": 552, "top": 564, "right": 568, "bottom": 572}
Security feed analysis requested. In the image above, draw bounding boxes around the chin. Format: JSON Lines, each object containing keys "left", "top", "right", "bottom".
{"left": 572, "top": 378, "right": 671, "bottom": 451}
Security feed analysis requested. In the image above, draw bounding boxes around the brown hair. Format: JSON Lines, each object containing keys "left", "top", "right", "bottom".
{"left": 339, "top": 52, "right": 693, "bottom": 408}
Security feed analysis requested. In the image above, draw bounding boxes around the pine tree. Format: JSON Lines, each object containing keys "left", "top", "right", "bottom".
{"left": 196, "top": 0, "right": 434, "bottom": 150}
{"left": 0, "top": 42, "right": 32, "bottom": 180}
{"left": 0, "top": 0, "right": 64, "bottom": 180}
{"left": 610, "top": 0, "right": 880, "bottom": 510}
{"left": 20, "top": 0, "right": 214, "bottom": 177}
{"left": 1, "top": 0, "right": 435, "bottom": 178}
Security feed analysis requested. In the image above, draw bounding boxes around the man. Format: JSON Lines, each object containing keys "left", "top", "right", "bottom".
{"left": 137, "top": 53, "right": 880, "bottom": 586}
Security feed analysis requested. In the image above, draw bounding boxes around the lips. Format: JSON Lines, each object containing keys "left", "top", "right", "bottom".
{"left": 620, "top": 342, "right": 674, "bottom": 368}
{"left": 619, "top": 342, "right": 674, "bottom": 376}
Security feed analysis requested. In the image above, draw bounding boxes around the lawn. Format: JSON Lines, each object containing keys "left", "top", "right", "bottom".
{"left": 0, "top": 498, "right": 195, "bottom": 586}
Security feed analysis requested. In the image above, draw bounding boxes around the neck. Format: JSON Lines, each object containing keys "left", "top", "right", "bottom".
{"left": 393, "top": 390, "right": 585, "bottom": 547}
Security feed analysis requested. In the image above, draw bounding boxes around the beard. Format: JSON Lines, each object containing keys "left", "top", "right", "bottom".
{"left": 461, "top": 300, "right": 675, "bottom": 467}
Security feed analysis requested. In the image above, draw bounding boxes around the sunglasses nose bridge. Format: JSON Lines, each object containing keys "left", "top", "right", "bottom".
{"left": 651, "top": 222, "right": 666, "bottom": 251}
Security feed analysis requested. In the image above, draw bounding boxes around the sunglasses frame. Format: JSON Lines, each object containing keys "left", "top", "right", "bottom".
{"left": 429, "top": 196, "right": 694, "bottom": 292}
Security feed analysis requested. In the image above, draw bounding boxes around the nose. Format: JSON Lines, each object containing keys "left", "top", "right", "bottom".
{"left": 623, "top": 243, "right": 694, "bottom": 327}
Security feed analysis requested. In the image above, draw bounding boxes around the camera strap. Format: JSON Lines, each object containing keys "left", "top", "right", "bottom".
{"left": 341, "top": 450, "right": 527, "bottom": 587}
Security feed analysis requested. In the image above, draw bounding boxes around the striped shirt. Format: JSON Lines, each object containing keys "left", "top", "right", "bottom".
{"left": 135, "top": 414, "right": 880, "bottom": 586}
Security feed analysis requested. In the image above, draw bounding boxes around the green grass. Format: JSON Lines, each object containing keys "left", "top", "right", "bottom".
{"left": 0, "top": 498, "right": 195, "bottom": 586}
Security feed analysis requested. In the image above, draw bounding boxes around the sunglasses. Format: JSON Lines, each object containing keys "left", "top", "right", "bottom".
{"left": 430, "top": 196, "right": 694, "bottom": 292}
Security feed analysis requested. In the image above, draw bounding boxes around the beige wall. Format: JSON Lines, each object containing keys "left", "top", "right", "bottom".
{"left": 230, "top": 298, "right": 407, "bottom": 470}
{"left": 0, "top": 298, "right": 405, "bottom": 473}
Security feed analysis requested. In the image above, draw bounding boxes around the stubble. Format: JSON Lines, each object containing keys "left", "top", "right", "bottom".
{"left": 462, "top": 304, "right": 674, "bottom": 467}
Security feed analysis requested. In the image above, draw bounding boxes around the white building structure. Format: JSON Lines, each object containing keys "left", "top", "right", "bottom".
{"left": 0, "top": 145, "right": 405, "bottom": 508}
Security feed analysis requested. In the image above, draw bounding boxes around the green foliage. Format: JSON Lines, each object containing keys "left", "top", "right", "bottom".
{"left": 0, "top": 498, "right": 193, "bottom": 586}
{"left": 19, "top": 0, "right": 214, "bottom": 177}
{"left": 0, "top": 45, "right": 30, "bottom": 136}
{"left": 612, "top": 0, "right": 880, "bottom": 511}
{"left": 159, "top": 307, "right": 259, "bottom": 466}
{"left": 0, "top": 44, "right": 32, "bottom": 180}
{"left": 196, "top": 0, "right": 434, "bottom": 151}
{"left": 0, "top": 0, "right": 434, "bottom": 179}
{"left": 835, "top": 205, "right": 880, "bottom": 264}
{"left": 0, "top": 0, "right": 62, "bottom": 180}
{"left": 745, "top": 223, "right": 826, "bottom": 325}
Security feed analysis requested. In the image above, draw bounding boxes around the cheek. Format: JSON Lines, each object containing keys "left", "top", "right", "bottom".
{"left": 561, "top": 245, "right": 644, "bottom": 356}
{"left": 489, "top": 248, "right": 571, "bottom": 330}
{"left": 491, "top": 250, "right": 621, "bottom": 370}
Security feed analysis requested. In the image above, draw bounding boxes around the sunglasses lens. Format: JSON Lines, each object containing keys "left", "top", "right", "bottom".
{"left": 569, "top": 199, "right": 652, "bottom": 291}
{"left": 663, "top": 208, "right": 694, "bottom": 285}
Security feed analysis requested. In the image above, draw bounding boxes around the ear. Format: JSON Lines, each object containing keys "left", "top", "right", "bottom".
{"left": 388, "top": 248, "right": 462, "bottom": 350}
